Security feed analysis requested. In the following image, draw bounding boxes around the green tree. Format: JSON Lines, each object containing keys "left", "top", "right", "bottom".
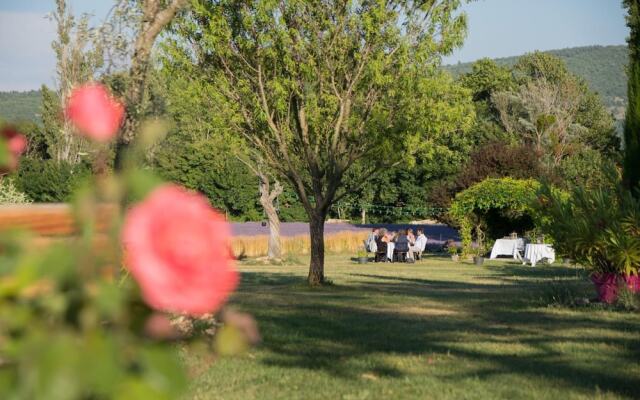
{"left": 513, "top": 52, "right": 619, "bottom": 155}
{"left": 154, "top": 138, "right": 262, "bottom": 220}
{"left": 169, "top": 0, "right": 471, "bottom": 284}
{"left": 45, "top": 0, "right": 102, "bottom": 164}
{"left": 624, "top": 0, "right": 640, "bottom": 194}
{"left": 493, "top": 53, "right": 619, "bottom": 170}
{"left": 114, "top": 0, "right": 189, "bottom": 169}
{"left": 461, "top": 58, "right": 514, "bottom": 102}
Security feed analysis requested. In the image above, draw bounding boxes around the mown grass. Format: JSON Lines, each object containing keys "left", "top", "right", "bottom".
{"left": 186, "top": 255, "right": 640, "bottom": 400}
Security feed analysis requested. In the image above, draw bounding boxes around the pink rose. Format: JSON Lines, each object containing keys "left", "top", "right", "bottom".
{"left": 0, "top": 126, "right": 27, "bottom": 172}
{"left": 7, "top": 134, "right": 27, "bottom": 155}
{"left": 123, "top": 185, "right": 238, "bottom": 315}
{"left": 65, "top": 83, "right": 124, "bottom": 142}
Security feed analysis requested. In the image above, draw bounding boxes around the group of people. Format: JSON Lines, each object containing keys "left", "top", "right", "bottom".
{"left": 365, "top": 228, "right": 428, "bottom": 262}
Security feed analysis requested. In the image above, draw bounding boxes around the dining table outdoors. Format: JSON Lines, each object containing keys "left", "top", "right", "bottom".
{"left": 490, "top": 238, "right": 525, "bottom": 260}
{"left": 523, "top": 243, "right": 555, "bottom": 267}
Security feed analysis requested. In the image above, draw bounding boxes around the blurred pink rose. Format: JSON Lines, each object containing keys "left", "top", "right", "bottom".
{"left": 123, "top": 185, "right": 238, "bottom": 315}
{"left": 65, "top": 83, "right": 124, "bottom": 141}
{"left": 0, "top": 126, "right": 27, "bottom": 172}
{"left": 7, "top": 135, "right": 27, "bottom": 155}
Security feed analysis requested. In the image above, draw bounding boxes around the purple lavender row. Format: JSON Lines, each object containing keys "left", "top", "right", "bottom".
{"left": 230, "top": 222, "right": 459, "bottom": 244}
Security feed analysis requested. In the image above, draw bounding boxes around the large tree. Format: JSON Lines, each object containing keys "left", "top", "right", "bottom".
{"left": 172, "top": 0, "right": 471, "bottom": 284}
{"left": 113, "top": 0, "right": 189, "bottom": 169}
{"left": 492, "top": 53, "right": 619, "bottom": 170}
{"left": 43, "top": 0, "right": 102, "bottom": 164}
{"left": 624, "top": 0, "right": 640, "bottom": 194}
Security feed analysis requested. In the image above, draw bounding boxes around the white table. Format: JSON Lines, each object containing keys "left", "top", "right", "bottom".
{"left": 490, "top": 238, "right": 524, "bottom": 260}
{"left": 523, "top": 244, "right": 555, "bottom": 267}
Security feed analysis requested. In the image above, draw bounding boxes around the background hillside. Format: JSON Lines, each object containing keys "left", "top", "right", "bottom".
{"left": 0, "top": 90, "right": 41, "bottom": 123}
{"left": 0, "top": 45, "right": 629, "bottom": 124}
{"left": 446, "top": 45, "right": 628, "bottom": 121}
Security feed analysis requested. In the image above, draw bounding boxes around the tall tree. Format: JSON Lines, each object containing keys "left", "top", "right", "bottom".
{"left": 173, "top": 0, "right": 471, "bottom": 284}
{"left": 45, "top": 0, "right": 103, "bottom": 164}
{"left": 492, "top": 53, "right": 619, "bottom": 169}
{"left": 624, "top": 0, "right": 640, "bottom": 194}
{"left": 114, "top": 0, "right": 189, "bottom": 169}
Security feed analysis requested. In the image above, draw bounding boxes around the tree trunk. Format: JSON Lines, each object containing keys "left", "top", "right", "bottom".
{"left": 361, "top": 207, "right": 366, "bottom": 224}
{"left": 308, "top": 212, "right": 326, "bottom": 285}
{"left": 259, "top": 178, "right": 283, "bottom": 260}
{"left": 267, "top": 209, "right": 281, "bottom": 259}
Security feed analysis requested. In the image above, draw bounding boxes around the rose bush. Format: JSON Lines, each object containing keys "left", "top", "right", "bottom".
{"left": 0, "top": 80, "right": 251, "bottom": 398}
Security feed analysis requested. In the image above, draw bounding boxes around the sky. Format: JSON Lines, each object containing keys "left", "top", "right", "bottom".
{"left": 0, "top": 0, "right": 630, "bottom": 91}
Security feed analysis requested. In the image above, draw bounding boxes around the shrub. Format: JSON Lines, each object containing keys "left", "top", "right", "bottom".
{"left": 429, "top": 142, "right": 542, "bottom": 223}
{"left": 537, "top": 181, "right": 640, "bottom": 276}
{"left": 15, "top": 158, "right": 90, "bottom": 202}
{"left": 449, "top": 177, "right": 542, "bottom": 255}
{"left": 617, "top": 285, "right": 640, "bottom": 311}
{"left": 0, "top": 178, "right": 31, "bottom": 204}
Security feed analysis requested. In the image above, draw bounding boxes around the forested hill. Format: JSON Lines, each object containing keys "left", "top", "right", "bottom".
{"left": 445, "top": 45, "right": 628, "bottom": 120}
{"left": 0, "top": 90, "right": 41, "bottom": 123}
{"left": 0, "top": 45, "right": 629, "bottom": 124}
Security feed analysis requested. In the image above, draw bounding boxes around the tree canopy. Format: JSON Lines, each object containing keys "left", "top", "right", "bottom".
{"left": 167, "top": 0, "right": 473, "bottom": 284}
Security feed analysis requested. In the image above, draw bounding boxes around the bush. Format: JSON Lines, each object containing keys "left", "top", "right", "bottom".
{"left": 14, "top": 158, "right": 90, "bottom": 202}
{"left": 449, "top": 177, "right": 542, "bottom": 255}
{"left": 429, "top": 142, "right": 542, "bottom": 223}
{"left": 537, "top": 180, "right": 640, "bottom": 276}
{"left": 0, "top": 178, "right": 31, "bottom": 204}
{"left": 617, "top": 285, "right": 640, "bottom": 311}
{"left": 556, "top": 148, "right": 617, "bottom": 191}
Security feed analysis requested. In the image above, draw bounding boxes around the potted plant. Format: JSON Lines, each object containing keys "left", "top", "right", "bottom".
{"left": 447, "top": 245, "right": 460, "bottom": 262}
{"left": 537, "top": 184, "right": 640, "bottom": 303}
{"left": 473, "top": 248, "right": 485, "bottom": 266}
{"left": 473, "top": 229, "right": 486, "bottom": 266}
{"left": 356, "top": 249, "right": 369, "bottom": 264}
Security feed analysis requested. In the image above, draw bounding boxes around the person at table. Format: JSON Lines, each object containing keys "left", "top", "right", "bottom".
{"left": 394, "top": 229, "right": 410, "bottom": 261}
{"left": 374, "top": 228, "right": 388, "bottom": 261}
{"left": 365, "top": 228, "right": 379, "bottom": 253}
{"left": 412, "top": 229, "right": 427, "bottom": 259}
{"left": 382, "top": 230, "right": 395, "bottom": 262}
{"left": 407, "top": 229, "right": 416, "bottom": 246}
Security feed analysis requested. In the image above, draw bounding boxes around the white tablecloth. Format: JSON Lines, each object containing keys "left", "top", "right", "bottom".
{"left": 386, "top": 242, "right": 395, "bottom": 261}
{"left": 490, "top": 238, "right": 524, "bottom": 259}
{"left": 523, "top": 244, "right": 555, "bottom": 267}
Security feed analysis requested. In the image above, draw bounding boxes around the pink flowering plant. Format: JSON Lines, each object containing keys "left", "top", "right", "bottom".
{"left": 0, "top": 84, "right": 254, "bottom": 398}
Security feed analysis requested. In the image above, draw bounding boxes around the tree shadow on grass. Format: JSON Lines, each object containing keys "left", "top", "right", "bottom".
{"left": 234, "top": 271, "right": 640, "bottom": 397}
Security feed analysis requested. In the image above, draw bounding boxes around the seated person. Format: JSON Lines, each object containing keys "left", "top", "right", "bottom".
{"left": 394, "top": 230, "right": 410, "bottom": 260}
{"left": 412, "top": 229, "right": 427, "bottom": 259}
{"left": 365, "top": 228, "right": 379, "bottom": 252}
{"left": 407, "top": 229, "right": 416, "bottom": 246}
{"left": 374, "top": 228, "right": 388, "bottom": 261}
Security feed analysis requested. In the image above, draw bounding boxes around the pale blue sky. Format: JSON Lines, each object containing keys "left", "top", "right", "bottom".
{"left": 0, "top": 0, "right": 630, "bottom": 90}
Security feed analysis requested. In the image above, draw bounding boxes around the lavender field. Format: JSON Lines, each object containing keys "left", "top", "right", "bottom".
{"left": 230, "top": 222, "right": 459, "bottom": 246}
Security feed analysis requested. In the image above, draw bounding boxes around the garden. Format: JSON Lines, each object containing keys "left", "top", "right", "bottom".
{"left": 0, "top": 0, "right": 639, "bottom": 399}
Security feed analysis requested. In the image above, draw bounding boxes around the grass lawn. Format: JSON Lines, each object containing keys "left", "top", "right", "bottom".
{"left": 186, "top": 255, "right": 640, "bottom": 400}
